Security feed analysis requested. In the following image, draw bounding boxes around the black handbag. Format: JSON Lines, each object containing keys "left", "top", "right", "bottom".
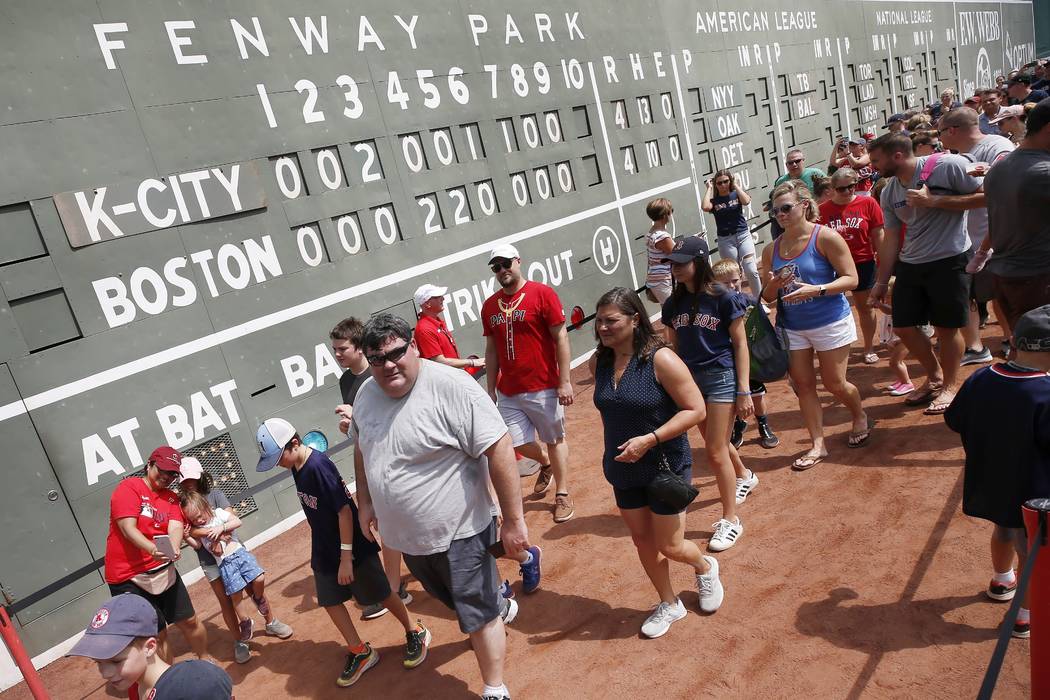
{"left": 746, "top": 300, "right": 790, "bottom": 383}
{"left": 646, "top": 445, "right": 699, "bottom": 511}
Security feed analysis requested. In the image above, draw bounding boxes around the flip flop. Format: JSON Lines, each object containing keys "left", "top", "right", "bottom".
{"left": 792, "top": 453, "right": 828, "bottom": 471}
{"left": 904, "top": 383, "right": 942, "bottom": 406}
{"left": 848, "top": 418, "right": 875, "bottom": 448}
{"left": 923, "top": 397, "right": 954, "bottom": 415}
{"left": 863, "top": 352, "right": 879, "bottom": 364}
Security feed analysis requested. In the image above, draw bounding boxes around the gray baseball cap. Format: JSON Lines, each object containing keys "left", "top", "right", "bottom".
{"left": 1013, "top": 304, "right": 1050, "bottom": 352}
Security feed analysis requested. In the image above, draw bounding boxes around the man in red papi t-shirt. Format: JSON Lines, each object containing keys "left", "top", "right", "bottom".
{"left": 482, "top": 244, "right": 575, "bottom": 523}
{"left": 413, "top": 283, "right": 484, "bottom": 376}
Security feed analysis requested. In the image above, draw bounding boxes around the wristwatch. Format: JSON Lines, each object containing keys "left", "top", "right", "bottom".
{"left": 818, "top": 285, "right": 828, "bottom": 296}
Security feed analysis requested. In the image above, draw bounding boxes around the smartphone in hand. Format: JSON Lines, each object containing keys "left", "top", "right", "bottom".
{"left": 153, "top": 535, "right": 178, "bottom": 559}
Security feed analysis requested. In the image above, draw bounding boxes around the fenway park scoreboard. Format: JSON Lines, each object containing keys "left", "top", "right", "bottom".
{"left": 0, "top": 0, "right": 1035, "bottom": 673}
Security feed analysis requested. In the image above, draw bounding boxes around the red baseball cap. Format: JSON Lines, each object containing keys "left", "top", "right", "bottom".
{"left": 148, "top": 446, "right": 183, "bottom": 472}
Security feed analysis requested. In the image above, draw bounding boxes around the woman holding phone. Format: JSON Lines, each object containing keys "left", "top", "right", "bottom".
{"left": 760, "top": 181, "right": 871, "bottom": 471}
{"left": 103, "top": 445, "right": 209, "bottom": 663}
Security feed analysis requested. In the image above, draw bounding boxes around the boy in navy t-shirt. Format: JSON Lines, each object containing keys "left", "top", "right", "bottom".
{"left": 945, "top": 303, "right": 1050, "bottom": 639}
{"left": 255, "top": 418, "right": 431, "bottom": 687}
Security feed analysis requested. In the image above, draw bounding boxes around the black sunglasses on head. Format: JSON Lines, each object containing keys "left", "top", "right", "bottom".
{"left": 490, "top": 259, "right": 515, "bottom": 273}
{"left": 366, "top": 343, "right": 411, "bottom": 367}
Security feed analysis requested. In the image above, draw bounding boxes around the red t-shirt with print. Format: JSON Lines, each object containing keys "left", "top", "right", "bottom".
{"left": 105, "top": 478, "right": 184, "bottom": 584}
{"left": 482, "top": 281, "right": 565, "bottom": 395}
{"left": 819, "top": 195, "right": 885, "bottom": 263}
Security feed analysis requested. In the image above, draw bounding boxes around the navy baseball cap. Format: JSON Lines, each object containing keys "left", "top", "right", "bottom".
{"left": 882, "top": 113, "right": 907, "bottom": 128}
{"left": 66, "top": 594, "right": 158, "bottom": 660}
{"left": 255, "top": 417, "right": 296, "bottom": 472}
{"left": 661, "top": 235, "right": 709, "bottom": 263}
{"left": 153, "top": 659, "right": 233, "bottom": 699}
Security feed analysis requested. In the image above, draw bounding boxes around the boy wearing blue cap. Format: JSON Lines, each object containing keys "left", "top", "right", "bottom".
{"left": 68, "top": 593, "right": 235, "bottom": 699}
{"left": 255, "top": 417, "right": 431, "bottom": 687}
{"left": 67, "top": 593, "right": 171, "bottom": 698}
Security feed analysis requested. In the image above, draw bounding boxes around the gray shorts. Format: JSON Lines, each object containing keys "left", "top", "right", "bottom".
{"left": 497, "top": 388, "right": 566, "bottom": 446}
{"left": 314, "top": 552, "right": 391, "bottom": 608}
{"left": 403, "top": 519, "right": 502, "bottom": 634}
{"left": 992, "top": 525, "right": 1029, "bottom": 560}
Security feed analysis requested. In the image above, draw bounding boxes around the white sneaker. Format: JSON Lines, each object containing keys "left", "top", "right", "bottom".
{"left": 735, "top": 469, "right": 759, "bottom": 505}
{"left": 640, "top": 599, "right": 687, "bottom": 638}
{"left": 500, "top": 596, "right": 519, "bottom": 626}
{"left": 696, "top": 556, "right": 725, "bottom": 613}
{"left": 709, "top": 518, "right": 743, "bottom": 552}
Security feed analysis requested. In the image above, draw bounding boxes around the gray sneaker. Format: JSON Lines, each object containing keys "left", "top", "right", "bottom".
{"left": 361, "top": 602, "right": 388, "bottom": 620}
{"left": 961, "top": 347, "right": 993, "bottom": 366}
{"left": 234, "top": 640, "right": 251, "bottom": 664}
{"left": 265, "top": 619, "right": 293, "bottom": 639}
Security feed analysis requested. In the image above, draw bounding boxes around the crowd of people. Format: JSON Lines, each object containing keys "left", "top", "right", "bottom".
{"left": 70, "top": 62, "right": 1050, "bottom": 699}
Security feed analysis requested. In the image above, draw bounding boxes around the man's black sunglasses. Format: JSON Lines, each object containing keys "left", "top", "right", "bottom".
{"left": 490, "top": 260, "right": 515, "bottom": 273}
{"left": 366, "top": 343, "right": 411, "bottom": 367}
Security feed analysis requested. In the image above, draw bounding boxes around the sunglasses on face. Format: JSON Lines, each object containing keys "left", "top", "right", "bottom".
{"left": 770, "top": 201, "right": 805, "bottom": 217}
{"left": 787, "top": 158, "right": 804, "bottom": 165}
{"left": 366, "top": 343, "right": 410, "bottom": 367}
{"left": 490, "top": 260, "right": 514, "bottom": 273}
{"left": 834, "top": 183, "right": 857, "bottom": 193}
{"left": 715, "top": 179, "right": 731, "bottom": 185}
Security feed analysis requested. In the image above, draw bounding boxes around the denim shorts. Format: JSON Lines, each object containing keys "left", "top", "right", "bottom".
{"left": 692, "top": 367, "right": 736, "bottom": 404}
{"left": 219, "top": 548, "right": 265, "bottom": 596}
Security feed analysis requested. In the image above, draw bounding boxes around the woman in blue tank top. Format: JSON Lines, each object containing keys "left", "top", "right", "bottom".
{"left": 759, "top": 180, "right": 872, "bottom": 470}
{"left": 589, "top": 287, "right": 724, "bottom": 637}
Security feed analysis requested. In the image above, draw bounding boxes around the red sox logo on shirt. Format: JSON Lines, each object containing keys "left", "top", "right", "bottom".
{"left": 298, "top": 491, "right": 318, "bottom": 510}
{"left": 90, "top": 609, "right": 109, "bottom": 629}
{"left": 828, "top": 217, "right": 863, "bottom": 240}
{"left": 670, "top": 313, "right": 721, "bottom": 331}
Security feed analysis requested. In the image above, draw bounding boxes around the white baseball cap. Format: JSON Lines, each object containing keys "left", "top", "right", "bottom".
{"left": 488, "top": 244, "right": 520, "bottom": 263}
{"left": 179, "top": 456, "right": 204, "bottom": 480}
{"left": 413, "top": 284, "right": 448, "bottom": 308}
{"left": 255, "top": 417, "right": 296, "bottom": 472}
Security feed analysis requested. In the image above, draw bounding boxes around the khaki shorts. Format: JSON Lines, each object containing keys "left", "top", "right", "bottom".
{"left": 497, "top": 388, "right": 566, "bottom": 446}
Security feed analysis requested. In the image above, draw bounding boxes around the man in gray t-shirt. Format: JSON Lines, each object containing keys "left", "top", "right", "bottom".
{"left": 868, "top": 133, "right": 984, "bottom": 414}
{"left": 939, "top": 107, "right": 1015, "bottom": 365}
{"left": 984, "top": 100, "right": 1050, "bottom": 331}
{"left": 351, "top": 313, "right": 528, "bottom": 700}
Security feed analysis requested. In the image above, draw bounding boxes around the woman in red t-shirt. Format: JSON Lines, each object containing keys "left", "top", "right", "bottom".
{"left": 103, "top": 446, "right": 208, "bottom": 662}
{"left": 819, "top": 167, "right": 885, "bottom": 364}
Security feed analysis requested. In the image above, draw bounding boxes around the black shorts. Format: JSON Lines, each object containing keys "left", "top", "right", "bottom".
{"left": 403, "top": 519, "right": 502, "bottom": 634}
{"left": 854, "top": 260, "right": 877, "bottom": 292}
{"left": 748, "top": 380, "right": 767, "bottom": 395}
{"left": 613, "top": 467, "right": 694, "bottom": 516}
{"left": 313, "top": 552, "right": 391, "bottom": 608}
{"left": 970, "top": 268, "right": 996, "bottom": 304}
{"left": 109, "top": 573, "right": 195, "bottom": 631}
{"left": 892, "top": 253, "right": 970, "bottom": 329}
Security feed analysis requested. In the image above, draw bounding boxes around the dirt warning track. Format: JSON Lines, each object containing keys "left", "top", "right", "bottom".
{"left": 2, "top": 328, "right": 1030, "bottom": 699}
